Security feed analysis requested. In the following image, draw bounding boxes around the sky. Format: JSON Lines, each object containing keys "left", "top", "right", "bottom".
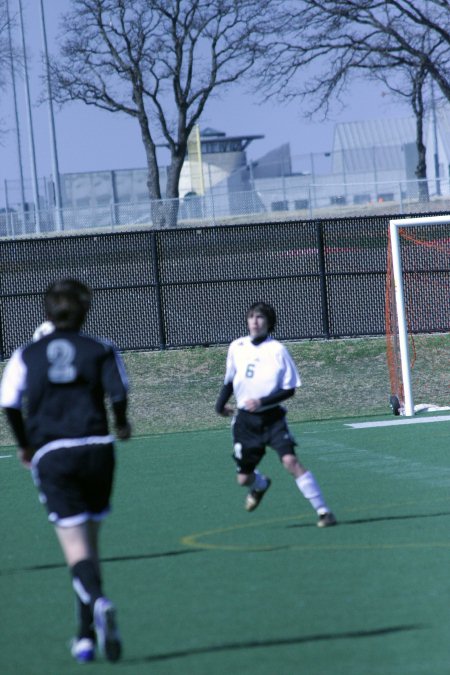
{"left": 1, "top": 0, "right": 411, "bottom": 205}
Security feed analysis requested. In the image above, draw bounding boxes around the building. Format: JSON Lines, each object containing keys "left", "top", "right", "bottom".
{"left": 4, "top": 108, "right": 450, "bottom": 233}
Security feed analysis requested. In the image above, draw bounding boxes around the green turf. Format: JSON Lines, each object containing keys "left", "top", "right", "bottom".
{"left": 1, "top": 414, "right": 450, "bottom": 674}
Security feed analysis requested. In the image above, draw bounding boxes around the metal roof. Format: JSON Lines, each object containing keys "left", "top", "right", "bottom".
{"left": 333, "top": 116, "right": 416, "bottom": 150}
{"left": 332, "top": 116, "right": 417, "bottom": 173}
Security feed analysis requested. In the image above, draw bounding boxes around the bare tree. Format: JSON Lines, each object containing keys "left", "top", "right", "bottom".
{"left": 0, "top": 0, "right": 23, "bottom": 152}
{"left": 375, "top": 61, "right": 431, "bottom": 201}
{"left": 260, "top": 1, "right": 450, "bottom": 192}
{"left": 261, "top": 1, "right": 450, "bottom": 106}
{"left": 50, "top": 0, "right": 271, "bottom": 226}
{"left": 0, "top": 0, "right": 13, "bottom": 107}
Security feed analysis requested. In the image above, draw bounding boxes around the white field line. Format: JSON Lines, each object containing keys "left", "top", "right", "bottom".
{"left": 347, "top": 415, "right": 450, "bottom": 429}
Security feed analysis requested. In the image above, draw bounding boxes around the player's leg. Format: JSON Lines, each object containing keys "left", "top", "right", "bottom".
{"left": 33, "top": 443, "right": 121, "bottom": 661}
{"left": 46, "top": 444, "right": 111, "bottom": 614}
{"left": 282, "top": 454, "right": 336, "bottom": 524}
{"left": 56, "top": 520, "right": 121, "bottom": 663}
{"left": 82, "top": 448, "right": 121, "bottom": 662}
{"left": 54, "top": 522, "right": 101, "bottom": 662}
{"left": 55, "top": 520, "right": 103, "bottom": 605}
{"left": 232, "top": 411, "right": 271, "bottom": 511}
{"left": 57, "top": 523, "right": 121, "bottom": 663}
{"left": 233, "top": 446, "right": 271, "bottom": 510}
{"left": 270, "top": 415, "right": 337, "bottom": 527}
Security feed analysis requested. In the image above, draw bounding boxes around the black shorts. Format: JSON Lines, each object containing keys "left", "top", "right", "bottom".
{"left": 32, "top": 443, "right": 115, "bottom": 527}
{"left": 232, "top": 407, "right": 297, "bottom": 474}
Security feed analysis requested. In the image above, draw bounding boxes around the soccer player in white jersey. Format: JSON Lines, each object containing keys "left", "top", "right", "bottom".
{"left": 0, "top": 279, "right": 131, "bottom": 663}
{"left": 216, "top": 302, "right": 336, "bottom": 527}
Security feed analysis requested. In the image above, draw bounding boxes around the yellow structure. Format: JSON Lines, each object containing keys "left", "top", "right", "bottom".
{"left": 187, "top": 125, "right": 205, "bottom": 195}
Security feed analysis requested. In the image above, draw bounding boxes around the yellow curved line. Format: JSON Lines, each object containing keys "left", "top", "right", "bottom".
{"left": 181, "top": 513, "right": 309, "bottom": 549}
{"left": 181, "top": 498, "right": 450, "bottom": 552}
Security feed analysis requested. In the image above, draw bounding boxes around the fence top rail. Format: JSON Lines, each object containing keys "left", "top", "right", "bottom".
{"left": 0, "top": 211, "right": 438, "bottom": 244}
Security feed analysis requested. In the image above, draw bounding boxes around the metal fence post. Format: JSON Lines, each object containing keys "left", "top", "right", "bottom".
{"left": 316, "top": 221, "right": 330, "bottom": 338}
{"left": 150, "top": 231, "right": 166, "bottom": 349}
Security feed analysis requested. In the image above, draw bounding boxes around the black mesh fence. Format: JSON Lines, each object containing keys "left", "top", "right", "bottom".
{"left": 399, "top": 224, "right": 450, "bottom": 334}
{"left": 0, "top": 214, "right": 448, "bottom": 358}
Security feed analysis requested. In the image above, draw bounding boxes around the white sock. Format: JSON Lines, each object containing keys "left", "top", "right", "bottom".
{"left": 296, "top": 471, "right": 329, "bottom": 514}
{"left": 251, "top": 470, "right": 268, "bottom": 492}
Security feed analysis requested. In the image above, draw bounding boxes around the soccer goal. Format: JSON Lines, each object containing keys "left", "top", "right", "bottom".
{"left": 386, "top": 214, "right": 450, "bottom": 416}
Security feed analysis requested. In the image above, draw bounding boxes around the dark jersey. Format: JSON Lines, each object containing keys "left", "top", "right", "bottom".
{"left": 0, "top": 330, "right": 129, "bottom": 450}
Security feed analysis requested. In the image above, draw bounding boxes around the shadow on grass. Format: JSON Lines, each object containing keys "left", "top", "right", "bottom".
{"left": 0, "top": 548, "right": 200, "bottom": 576}
{"left": 286, "top": 510, "right": 450, "bottom": 529}
{"left": 124, "top": 624, "right": 424, "bottom": 664}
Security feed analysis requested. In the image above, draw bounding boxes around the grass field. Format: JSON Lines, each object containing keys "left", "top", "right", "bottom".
{"left": 1, "top": 333, "right": 448, "bottom": 445}
{"left": 0, "top": 334, "right": 449, "bottom": 673}
{"left": 1, "top": 414, "right": 450, "bottom": 674}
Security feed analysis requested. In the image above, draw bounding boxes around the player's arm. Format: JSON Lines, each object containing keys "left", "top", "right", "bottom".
{"left": 101, "top": 344, "right": 131, "bottom": 440}
{"left": 260, "top": 387, "right": 295, "bottom": 406}
{"left": 216, "top": 344, "right": 236, "bottom": 416}
{"left": 215, "top": 382, "right": 234, "bottom": 416}
{"left": 112, "top": 399, "right": 131, "bottom": 440}
{"left": 3, "top": 408, "right": 34, "bottom": 467}
{"left": 0, "top": 348, "right": 33, "bottom": 466}
{"left": 245, "top": 387, "right": 295, "bottom": 412}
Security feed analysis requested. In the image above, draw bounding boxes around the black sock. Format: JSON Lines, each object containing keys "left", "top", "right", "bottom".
{"left": 76, "top": 597, "right": 95, "bottom": 640}
{"left": 71, "top": 559, "right": 103, "bottom": 613}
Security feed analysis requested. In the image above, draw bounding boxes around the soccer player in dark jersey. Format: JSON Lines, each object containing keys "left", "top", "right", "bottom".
{"left": 0, "top": 279, "right": 131, "bottom": 663}
{"left": 216, "top": 301, "right": 336, "bottom": 527}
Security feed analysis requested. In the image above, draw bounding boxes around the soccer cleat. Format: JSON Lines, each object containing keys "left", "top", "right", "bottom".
{"left": 317, "top": 512, "right": 337, "bottom": 528}
{"left": 389, "top": 395, "right": 401, "bottom": 416}
{"left": 93, "top": 597, "right": 122, "bottom": 662}
{"left": 245, "top": 478, "right": 272, "bottom": 512}
{"left": 70, "top": 637, "right": 95, "bottom": 663}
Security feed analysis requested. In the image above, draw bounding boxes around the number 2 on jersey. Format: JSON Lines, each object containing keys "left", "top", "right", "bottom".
{"left": 47, "top": 339, "right": 77, "bottom": 383}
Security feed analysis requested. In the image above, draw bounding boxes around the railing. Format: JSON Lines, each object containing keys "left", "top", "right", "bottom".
{"left": 1, "top": 176, "right": 449, "bottom": 237}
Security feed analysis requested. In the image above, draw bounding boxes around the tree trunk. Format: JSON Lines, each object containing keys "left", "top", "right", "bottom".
{"left": 415, "top": 111, "right": 429, "bottom": 203}
{"left": 136, "top": 110, "right": 174, "bottom": 228}
{"left": 162, "top": 146, "right": 187, "bottom": 228}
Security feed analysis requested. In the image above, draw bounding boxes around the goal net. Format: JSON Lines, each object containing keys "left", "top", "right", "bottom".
{"left": 386, "top": 215, "right": 450, "bottom": 416}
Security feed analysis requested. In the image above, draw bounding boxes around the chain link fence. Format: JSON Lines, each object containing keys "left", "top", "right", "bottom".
{"left": 0, "top": 213, "right": 448, "bottom": 359}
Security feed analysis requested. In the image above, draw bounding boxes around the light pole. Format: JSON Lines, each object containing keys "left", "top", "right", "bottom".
{"left": 18, "top": 0, "right": 41, "bottom": 233}
{"left": 426, "top": 0, "right": 441, "bottom": 196}
{"left": 430, "top": 77, "right": 441, "bottom": 196}
{"left": 6, "top": 0, "right": 26, "bottom": 233}
{"left": 39, "top": 0, "right": 63, "bottom": 230}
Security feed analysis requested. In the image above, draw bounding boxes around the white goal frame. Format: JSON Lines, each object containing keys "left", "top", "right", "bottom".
{"left": 389, "top": 214, "right": 450, "bottom": 417}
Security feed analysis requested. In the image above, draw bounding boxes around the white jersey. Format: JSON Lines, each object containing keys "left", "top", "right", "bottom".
{"left": 224, "top": 335, "right": 301, "bottom": 410}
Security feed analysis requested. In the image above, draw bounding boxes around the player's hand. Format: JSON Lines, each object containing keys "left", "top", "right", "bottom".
{"left": 219, "top": 404, "right": 234, "bottom": 417}
{"left": 244, "top": 398, "right": 261, "bottom": 412}
{"left": 116, "top": 422, "right": 132, "bottom": 440}
{"left": 17, "top": 447, "right": 34, "bottom": 468}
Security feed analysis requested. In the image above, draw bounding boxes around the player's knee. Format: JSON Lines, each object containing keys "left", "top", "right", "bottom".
{"left": 236, "top": 473, "right": 253, "bottom": 486}
{"left": 281, "top": 453, "right": 300, "bottom": 474}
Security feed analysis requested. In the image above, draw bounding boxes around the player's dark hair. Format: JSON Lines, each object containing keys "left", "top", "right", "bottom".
{"left": 246, "top": 302, "right": 276, "bottom": 332}
{"left": 45, "top": 279, "right": 92, "bottom": 330}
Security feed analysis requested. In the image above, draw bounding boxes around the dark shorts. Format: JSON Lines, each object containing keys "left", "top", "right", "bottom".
{"left": 231, "top": 407, "right": 297, "bottom": 474}
{"left": 32, "top": 443, "right": 115, "bottom": 527}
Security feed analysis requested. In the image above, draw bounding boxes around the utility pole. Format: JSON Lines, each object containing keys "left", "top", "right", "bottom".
{"left": 39, "top": 0, "right": 63, "bottom": 230}
{"left": 430, "top": 77, "right": 441, "bottom": 196}
{"left": 18, "top": 0, "right": 41, "bottom": 233}
{"left": 6, "top": 0, "right": 26, "bottom": 234}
